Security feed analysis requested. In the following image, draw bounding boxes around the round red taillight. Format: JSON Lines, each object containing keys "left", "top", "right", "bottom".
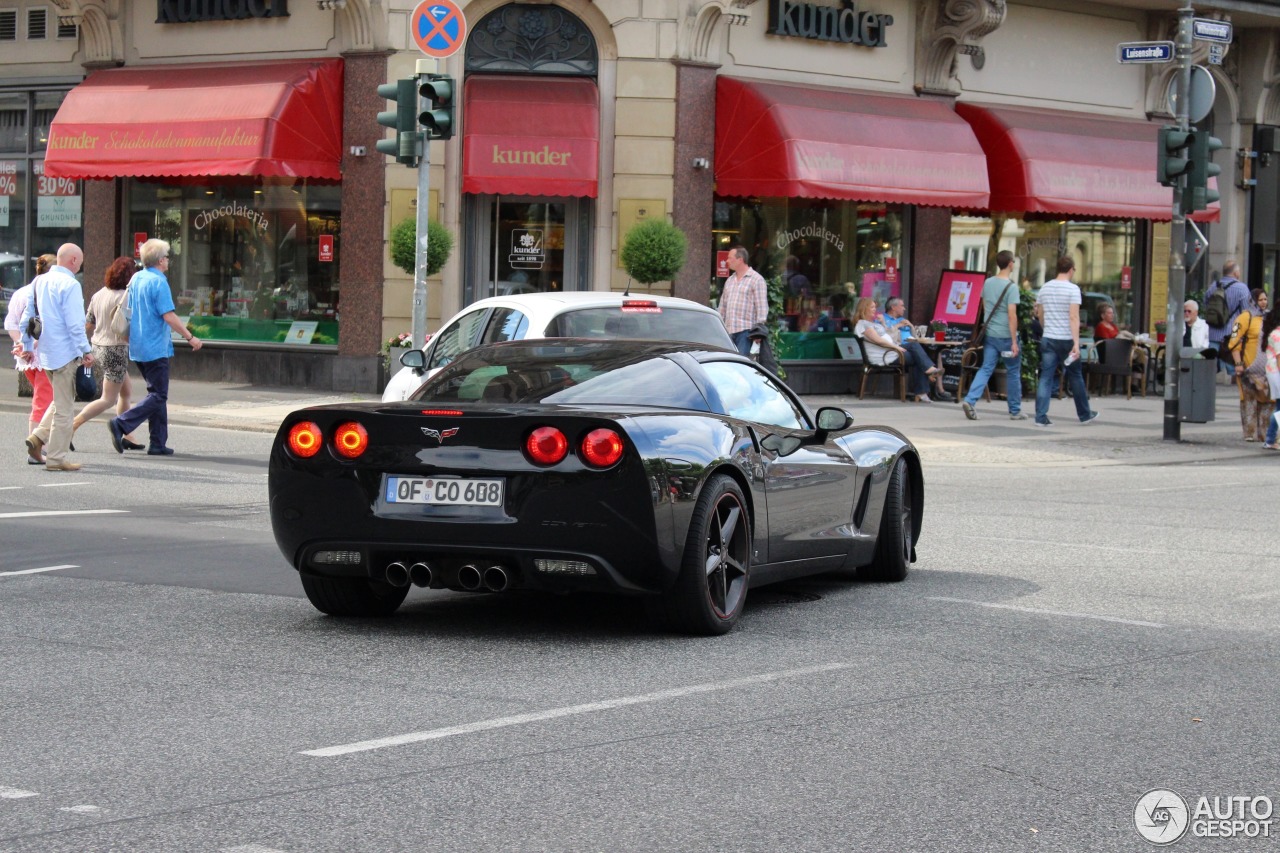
{"left": 333, "top": 421, "right": 369, "bottom": 459}
{"left": 287, "top": 421, "right": 323, "bottom": 458}
{"left": 525, "top": 426, "right": 568, "bottom": 465}
{"left": 580, "top": 428, "right": 624, "bottom": 468}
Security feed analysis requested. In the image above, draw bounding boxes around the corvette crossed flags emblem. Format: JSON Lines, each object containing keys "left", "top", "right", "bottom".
{"left": 421, "top": 427, "right": 460, "bottom": 444}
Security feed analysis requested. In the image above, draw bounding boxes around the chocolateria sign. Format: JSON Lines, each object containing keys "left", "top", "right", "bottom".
{"left": 767, "top": 0, "right": 893, "bottom": 47}
{"left": 157, "top": 0, "right": 289, "bottom": 24}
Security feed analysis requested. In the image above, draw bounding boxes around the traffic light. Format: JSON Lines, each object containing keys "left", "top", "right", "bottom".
{"left": 1157, "top": 126, "right": 1191, "bottom": 188}
{"left": 1184, "top": 127, "right": 1223, "bottom": 213}
{"left": 419, "top": 74, "right": 455, "bottom": 140}
{"left": 375, "top": 78, "right": 421, "bottom": 167}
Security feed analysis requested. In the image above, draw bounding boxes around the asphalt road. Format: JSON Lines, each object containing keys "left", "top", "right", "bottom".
{"left": 1, "top": 404, "right": 1277, "bottom": 852}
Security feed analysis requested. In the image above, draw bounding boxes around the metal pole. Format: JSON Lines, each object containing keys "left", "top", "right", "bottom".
{"left": 411, "top": 59, "right": 436, "bottom": 351}
{"left": 1162, "top": 1, "right": 1194, "bottom": 441}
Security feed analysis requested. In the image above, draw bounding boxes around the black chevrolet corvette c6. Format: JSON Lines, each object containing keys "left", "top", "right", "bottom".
{"left": 269, "top": 340, "right": 923, "bottom": 634}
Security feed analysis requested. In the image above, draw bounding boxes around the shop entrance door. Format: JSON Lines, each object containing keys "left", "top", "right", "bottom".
{"left": 464, "top": 195, "right": 592, "bottom": 304}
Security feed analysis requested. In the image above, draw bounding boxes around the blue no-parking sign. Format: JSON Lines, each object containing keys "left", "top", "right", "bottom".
{"left": 411, "top": 0, "right": 467, "bottom": 58}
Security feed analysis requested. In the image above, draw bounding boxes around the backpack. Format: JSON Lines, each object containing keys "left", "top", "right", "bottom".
{"left": 1203, "top": 283, "right": 1229, "bottom": 328}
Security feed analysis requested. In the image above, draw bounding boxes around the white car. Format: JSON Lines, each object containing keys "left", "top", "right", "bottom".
{"left": 381, "top": 291, "right": 735, "bottom": 402}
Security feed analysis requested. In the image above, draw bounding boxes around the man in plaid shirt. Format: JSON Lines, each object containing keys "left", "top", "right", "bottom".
{"left": 719, "top": 246, "right": 768, "bottom": 355}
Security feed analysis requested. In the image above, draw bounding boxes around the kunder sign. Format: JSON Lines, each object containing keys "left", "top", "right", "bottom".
{"left": 767, "top": 0, "right": 893, "bottom": 47}
{"left": 156, "top": 0, "right": 289, "bottom": 24}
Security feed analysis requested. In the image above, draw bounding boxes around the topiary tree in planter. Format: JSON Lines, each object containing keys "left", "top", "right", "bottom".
{"left": 390, "top": 217, "right": 454, "bottom": 277}
{"left": 1017, "top": 288, "right": 1039, "bottom": 394}
{"left": 620, "top": 218, "right": 687, "bottom": 287}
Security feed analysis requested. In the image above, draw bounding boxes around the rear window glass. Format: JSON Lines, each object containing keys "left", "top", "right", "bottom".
{"left": 414, "top": 345, "right": 710, "bottom": 411}
{"left": 547, "top": 306, "right": 733, "bottom": 350}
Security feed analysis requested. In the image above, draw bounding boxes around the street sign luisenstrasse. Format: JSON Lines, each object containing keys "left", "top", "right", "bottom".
{"left": 1192, "top": 18, "right": 1232, "bottom": 44}
{"left": 1117, "top": 41, "right": 1174, "bottom": 64}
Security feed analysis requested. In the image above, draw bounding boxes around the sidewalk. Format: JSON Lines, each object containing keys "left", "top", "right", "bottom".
{"left": 2, "top": 363, "right": 1269, "bottom": 468}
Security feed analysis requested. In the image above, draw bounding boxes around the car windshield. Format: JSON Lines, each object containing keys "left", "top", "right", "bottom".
{"left": 413, "top": 342, "right": 711, "bottom": 411}
{"left": 546, "top": 304, "right": 733, "bottom": 350}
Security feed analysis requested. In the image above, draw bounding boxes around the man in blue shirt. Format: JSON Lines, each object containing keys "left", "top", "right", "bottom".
{"left": 18, "top": 243, "right": 94, "bottom": 471}
{"left": 108, "top": 239, "right": 203, "bottom": 456}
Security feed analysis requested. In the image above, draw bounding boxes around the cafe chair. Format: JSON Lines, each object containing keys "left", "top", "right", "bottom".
{"left": 957, "top": 345, "right": 992, "bottom": 403}
{"left": 855, "top": 335, "right": 907, "bottom": 402}
{"left": 1086, "top": 338, "right": 1135, "bottom": 399}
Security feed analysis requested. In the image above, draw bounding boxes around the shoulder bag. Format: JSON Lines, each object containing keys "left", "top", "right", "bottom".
{"left": 109, "top": 290, "right": 130, "bottom": 340}
{"left": 25, "top": 287, "right": 42, "bottom": 340}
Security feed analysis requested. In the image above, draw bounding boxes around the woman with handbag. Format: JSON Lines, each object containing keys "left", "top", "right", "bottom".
{"left": 1226, "top": 288, "right": 1272, "bottom": 442}
{"left": 4, "top": 255, "right": 56, "bottom": 462}
{"left": 72, "top": 256, "right": 144, "bottom": 449}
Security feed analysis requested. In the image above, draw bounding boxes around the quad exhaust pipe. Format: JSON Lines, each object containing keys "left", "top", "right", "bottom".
{"left": 389, "top": 560, "right": 512, "bottom": 592}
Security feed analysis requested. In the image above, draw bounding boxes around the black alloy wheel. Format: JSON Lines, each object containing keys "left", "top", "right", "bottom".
{"left": 860, "top": 457, "right": 913, "bottom": 583}
{"left": 300, "top": 574, "right": 410, "bottom": 617}
{"left": 663, "top": 474, "right": 751, "bottom": 635}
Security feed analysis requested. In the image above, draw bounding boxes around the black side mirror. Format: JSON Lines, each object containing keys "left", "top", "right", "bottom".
{"left": 400, "top": 349, "right": 426, "bottom": 371}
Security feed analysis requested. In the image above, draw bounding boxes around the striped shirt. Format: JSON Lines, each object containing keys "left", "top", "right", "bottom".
{"left": 1036, "top": 278, "right": 1081, "bottom": 341}
{"left": 718, "top": 267, "right": 768, "bottom": 334}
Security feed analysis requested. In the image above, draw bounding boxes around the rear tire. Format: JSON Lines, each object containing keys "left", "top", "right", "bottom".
{"left": 661, "top": 474, "right": 751, "bottom": 635}
{"left": 859, "top": 458, "right": 913, "bottom": 583}
{"left": 300, "top": 574, "right": 409, "bottom": 617}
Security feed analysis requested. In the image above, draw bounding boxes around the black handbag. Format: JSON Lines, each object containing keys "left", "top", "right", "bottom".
{"left": 25, "top": 287, "right": 41, "bottom": 340}
{"left": 74, "top": 364, "right": 99, "bottom": 402}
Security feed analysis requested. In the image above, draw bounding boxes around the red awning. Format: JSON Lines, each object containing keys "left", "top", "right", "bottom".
{"left": 714, "top": 76, "right": 990, "bottom": 208}
{"left": 44, "top": 59, "right": 344, "bottom": 180}
{"left": 463, "top": 76, "right": 599, "bottom": 197}
{"left": 955, "top": 102, "right": 1219, "bottom": 221}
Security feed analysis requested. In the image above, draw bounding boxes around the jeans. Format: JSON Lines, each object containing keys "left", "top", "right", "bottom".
{"left": 899, "top": 340, "right": 935, "bottom": 397}
{"left": 731, "top": 330, "right": 752, "bottom": 356}
{"left": 963, "top": 336, "right": 1022, "bottom": 414}
{"left": 117, "top": 357, "right": 171, "bottom": 450}
{"left": 1265, "top": 400, "right": 1280, "bottom": 446}
{"left": 1036, "top": 337, "right": 1093, "bottom": 423}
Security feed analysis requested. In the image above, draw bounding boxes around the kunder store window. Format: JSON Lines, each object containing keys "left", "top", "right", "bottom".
{"left": 127, "top": 178, "right": 341, "bottom": 345}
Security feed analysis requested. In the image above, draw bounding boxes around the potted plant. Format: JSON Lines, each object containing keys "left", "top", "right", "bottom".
{"left": 620, "top": 218, "right": 688, "bottom": 286}
{"left": 391, "top": 217, "right": 454, "bottom": 277}
{"left": 1154, "top": 320, "right": 1167, "bottom": 343}
{"left": 929, "top": 319, "right": 948, "bottom": 341}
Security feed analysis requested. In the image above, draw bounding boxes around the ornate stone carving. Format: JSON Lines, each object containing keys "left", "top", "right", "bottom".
{"left": 915, "top": 0, "right": 1006, "bottom": 98}
{"left": 465, "top": 4, "right": 597, "bottom": 76}
{"left": 335, "top": 0, "right": 388, "bottom": 52}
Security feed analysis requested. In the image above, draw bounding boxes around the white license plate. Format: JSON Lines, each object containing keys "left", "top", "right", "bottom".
{"left": 385, "top": 476, "right": 504, "bottom": 506}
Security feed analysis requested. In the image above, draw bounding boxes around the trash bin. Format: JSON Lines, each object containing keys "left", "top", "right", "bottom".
{"left": 1178, "top": 347, "right": 1216, "bottom": 423}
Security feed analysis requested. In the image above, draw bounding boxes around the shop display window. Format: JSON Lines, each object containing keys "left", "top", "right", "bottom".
{"left": 127, "top": 178, "right": 341, "bottom": 345}
{"left": 951, "top": 216, "right": 1141, "bottom": 332}
{"left": 712, "top": 198, "right": 906, "bottom": 334}
{"left": 1, "top": 89, "right": 83, "bottom": 297}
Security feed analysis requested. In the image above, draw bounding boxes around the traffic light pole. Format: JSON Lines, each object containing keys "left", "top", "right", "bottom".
{"left": 411, "top": 59, "right": 435, "bottom": 351}
{"left": 1162, "top": 2, "right": 1194, "bottom": 442}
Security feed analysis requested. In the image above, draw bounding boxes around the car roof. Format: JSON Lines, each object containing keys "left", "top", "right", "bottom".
{"left": 449, "top": 291, "right": 722, "bottom": 326}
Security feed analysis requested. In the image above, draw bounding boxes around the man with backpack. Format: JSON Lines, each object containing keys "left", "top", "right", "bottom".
{"left": 1204, "top": 261, "right": 1250, "bottom": 375}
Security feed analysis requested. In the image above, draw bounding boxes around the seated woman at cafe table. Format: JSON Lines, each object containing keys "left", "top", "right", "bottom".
{"left": 1094, "top": 304, "right": 1120, "bottom": 340}
{"left": 853, "top": 297, "right": 940, "bottom": 403}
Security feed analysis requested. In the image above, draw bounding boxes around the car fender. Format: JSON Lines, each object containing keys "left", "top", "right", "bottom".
{"left": 834, "top": 427, "right": 922, "bottom": 544}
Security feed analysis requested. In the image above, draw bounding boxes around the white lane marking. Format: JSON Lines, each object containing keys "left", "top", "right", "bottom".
{"left": 37, "top": 481, "right": 92, "bottom": 488}
{"left": 0, "top": 486, "right": 21, "bottom": 491}
{"left": 928, "top": 596, "right": 1166, "bottom": 629}
{"left": 0, "top": 565, "right": 77, "bottom": 577}
{"left": 0, "top": 787, "right": 39, "bottom": 799}
{"left": 223, "top": 845, "right": 291, "bottom": 853}
{"left": 0, "top": 509, "right": 128, "bottom": 520}
{"left": 58, "top": 805, "right": 102, "bottom": 814}
{"left": 303, "top": 662, "right": 853, "bottom": 758}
